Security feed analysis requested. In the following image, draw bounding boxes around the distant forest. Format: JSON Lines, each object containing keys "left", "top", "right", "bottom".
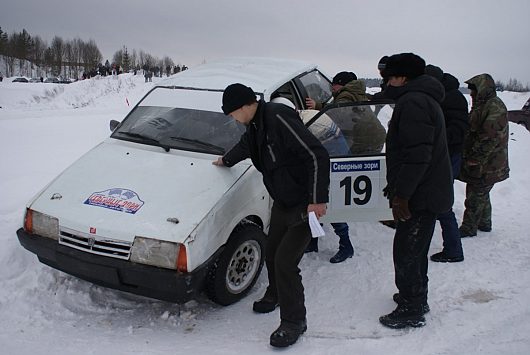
{"left": 0, "top": 26, "right": 184, "bottom": 79}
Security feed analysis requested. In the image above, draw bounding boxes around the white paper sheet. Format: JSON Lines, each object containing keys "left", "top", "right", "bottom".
{"left": 308, "top": 211, "right": 325, "bottom": 238}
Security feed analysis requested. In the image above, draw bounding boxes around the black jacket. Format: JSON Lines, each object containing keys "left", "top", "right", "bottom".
{"left": 440, "top": 73, "right": 469, "bottom": 156}
{"left": 223, "top": 101, "right": 330, "bottom": 208}
{"left": 384, "top": 75, "right": 453, "bottom": 214}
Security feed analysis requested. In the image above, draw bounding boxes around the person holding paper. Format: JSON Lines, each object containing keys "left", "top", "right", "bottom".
{"left": 213, "top": 83, "right": 330, "bottom": 348}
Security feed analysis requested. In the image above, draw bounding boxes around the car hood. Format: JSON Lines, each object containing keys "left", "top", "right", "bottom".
{"left": 29, "top": 138, "right": 251, "bottom": 244}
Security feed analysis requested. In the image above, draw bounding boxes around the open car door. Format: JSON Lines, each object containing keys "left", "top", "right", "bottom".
{"left": 303, "top": 101, "right": 394, "bottom": 223}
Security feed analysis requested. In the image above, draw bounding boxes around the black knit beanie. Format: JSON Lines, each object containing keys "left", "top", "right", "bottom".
{"left": 332, "top": 71, "right": 357, "bottom": 86}
{"left": 383, "top": 53, "right": 426, "bottom": 79}
{"left": 222, "top": 83, "right": 257, "bottom": 115}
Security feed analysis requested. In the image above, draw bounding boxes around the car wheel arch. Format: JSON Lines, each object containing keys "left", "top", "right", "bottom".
{"left": 204, "top": 221, "right": 266, "bottom": 306}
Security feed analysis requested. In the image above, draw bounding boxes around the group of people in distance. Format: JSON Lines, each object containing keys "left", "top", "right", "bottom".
{"left": 213, "top": 52, "right": 510, "bottom": 348}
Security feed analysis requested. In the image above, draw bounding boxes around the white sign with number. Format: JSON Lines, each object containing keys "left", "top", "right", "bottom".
{"left": 322, "top": 157, "right": 391, "bottom": 223}
{"left": 329, "top": 159, "right": 383, "bottom": 209}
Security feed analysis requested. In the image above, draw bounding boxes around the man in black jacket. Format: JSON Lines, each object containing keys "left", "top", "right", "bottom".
{"left": 379, "top": 53, "right": 453, "bottom": 329}
{"left": 425, "top": 65, "right": 469, "bottom": 263}
{"left": 213, "top": 83, "right": 330, "bottom": 347}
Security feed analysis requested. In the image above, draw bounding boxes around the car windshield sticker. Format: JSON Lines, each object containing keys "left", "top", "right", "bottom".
{"left": 84, "top": 188, "right": 144, "bottom": 214}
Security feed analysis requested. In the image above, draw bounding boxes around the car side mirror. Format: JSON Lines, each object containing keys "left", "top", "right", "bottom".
{"left": 110, "top": 120, "right": 120, "bottom": 132}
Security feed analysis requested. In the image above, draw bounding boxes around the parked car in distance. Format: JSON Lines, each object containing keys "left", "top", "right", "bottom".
{"left": 507, "top": 97, "right": 530, "bottom": 131}
{"left": 16, "top": 57, "right": 393, "bottom": 305}
{"left": 44, "top": 77, "right": 60, "bottom": 83}
{"left": 58, "top": 77, "right": 72, "bottom": 84}
{"left": 29, "top": 77, "right": 42, "bottom": 83}
{"left": 12, "top": 77, "right": 29, "bottom": 83}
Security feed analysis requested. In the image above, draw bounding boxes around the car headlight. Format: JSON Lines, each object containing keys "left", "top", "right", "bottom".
{"left": 24, "top": 208, "right": 59, "bottom": 240}
{"left": 130, "top": 236, "right": 188, "bottom": 272}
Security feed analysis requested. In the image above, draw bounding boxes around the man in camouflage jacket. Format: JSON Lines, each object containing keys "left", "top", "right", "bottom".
{"left": 458, "top": 73, "right": 509, "bottom": 237}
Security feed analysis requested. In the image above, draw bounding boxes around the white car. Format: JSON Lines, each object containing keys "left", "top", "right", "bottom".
{"left": 17, "top": 57, "right": 393, "bottom": 305}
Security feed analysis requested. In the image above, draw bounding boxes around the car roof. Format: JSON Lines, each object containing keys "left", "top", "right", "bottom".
{"left": 157, "top": 57, "right": 319, "bottom": 98}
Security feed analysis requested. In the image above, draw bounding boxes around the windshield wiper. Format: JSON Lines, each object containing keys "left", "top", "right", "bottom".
{"left": 117, "top": 132, "right": 170, "bottom": 152}
{"left": 169, "top": 136, "right": 225, "bottom": 154}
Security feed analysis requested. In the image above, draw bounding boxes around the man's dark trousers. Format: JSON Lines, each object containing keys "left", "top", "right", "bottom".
{"left": 394, "top": 210, "right": 437, "bottom": 307}
{"left": 437, "top": 153, "right": 464, "bottom": 256}
{"left": 265, "top": 201, "right": 311, "bottom": 324}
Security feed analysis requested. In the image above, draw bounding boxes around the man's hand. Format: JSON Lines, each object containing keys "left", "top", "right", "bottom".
{"left": 305, "top": 97, "right": 316, "bottom": 110}
{"left": 212, "top": 157, "right": 225, "bottom": 166}
{"left": 391, "top": 196, "right": 411, "bottom": 222}
{"left": 308, "top": 203, "right": 327, "bottom": 219}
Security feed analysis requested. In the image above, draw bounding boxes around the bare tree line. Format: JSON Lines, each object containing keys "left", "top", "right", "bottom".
{"left": 0, "top": 26, "right": 182, "bottom": 79}
{"left": 111, "top": 46, "right": 184, "bottom": 78}
{"left": 0, "top": 27, "right": 102, "bottom": 78}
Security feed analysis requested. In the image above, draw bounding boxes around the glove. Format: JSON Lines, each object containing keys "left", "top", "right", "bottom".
{"left": 392, "top": 196, "right": 411, "bottom": 222}
{"left": 383, "top": 185, "right": 390, "bottom": 198}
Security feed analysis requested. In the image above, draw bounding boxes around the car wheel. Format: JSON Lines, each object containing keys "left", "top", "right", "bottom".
{"left": 206, "top": 223, "right": 266, "bottom": 306}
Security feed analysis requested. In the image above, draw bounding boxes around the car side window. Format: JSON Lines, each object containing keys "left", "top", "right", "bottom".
{"left": 297, "top": 70, "right": 332, "bottom": 107}
{"left": 303, "top": 102, "right": 394, "bottom": 157}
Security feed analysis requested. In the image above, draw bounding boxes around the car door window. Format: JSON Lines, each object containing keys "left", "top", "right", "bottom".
{"left": 297, "top": 70, "right": 332, "bottom": 107}
{"left": 303, "top": 102, "right": 393, "bottom": 157}
{"left": 271, "top": 82, "right": 304, "bottom": 110}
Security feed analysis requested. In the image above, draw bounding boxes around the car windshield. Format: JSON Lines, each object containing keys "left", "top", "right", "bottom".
{"left": 112, "top": 87, "right": 246, "bottom": 154}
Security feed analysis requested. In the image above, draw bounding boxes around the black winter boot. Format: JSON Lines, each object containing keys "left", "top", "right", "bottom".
{"left": 379, "top": 304, "right": 426, "bottom": 329}
{"left": 329, "top": 247, "right": 354, "bottom": 263}
{"left": 270, "top": 320, "right": 307, "bottom": 348}
{"left": 392, "top": 293, "right": 430, "bottom": 314}
{"left": 330, "top": 227, "right": 354, "bottom": 263}
{"left": 253, "top": 293, "right": 278, "bottom": 313}
{"left": 430, "top": 251, "right": 464, "bottom": 263}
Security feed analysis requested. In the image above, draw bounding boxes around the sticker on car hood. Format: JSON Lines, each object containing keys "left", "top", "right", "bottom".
{"left": 84, "top": 188, "right": 144, "bottom": 214}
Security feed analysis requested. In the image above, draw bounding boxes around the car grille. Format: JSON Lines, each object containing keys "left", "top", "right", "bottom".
{"left": 59, "top": 227, "right": 131, "bottom": 260}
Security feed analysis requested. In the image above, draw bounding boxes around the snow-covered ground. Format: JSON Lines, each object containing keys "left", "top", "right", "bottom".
{"left": 1, "top": 74, "right": 529, "bottom": 354}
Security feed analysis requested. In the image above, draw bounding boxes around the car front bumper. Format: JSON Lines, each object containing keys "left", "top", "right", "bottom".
{"left": 17, "top": 228, "right": 217, "bottom": 303}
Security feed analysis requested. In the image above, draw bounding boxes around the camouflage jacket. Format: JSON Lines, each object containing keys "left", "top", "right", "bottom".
{"left": 334, "top": 79, "right": 369, "bottom": 103}
{"left": 314, "top": 80, "right": 369, "bottom": 110}
{"left": 459, "top": 74, "right": 509, "bottom": 185}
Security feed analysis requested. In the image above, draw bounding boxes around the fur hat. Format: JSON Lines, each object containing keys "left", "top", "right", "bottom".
{"left": 425, "top": 64, "right": 444, "bottom": 82}
{"left": 332, "top": 71, "right": 357, "bottom": 86}
{"left": 377, "top": 56, "right": 389, "bottom": 71}
{"left": 222, "top": 83, "right": 257, "bottom": 115}
{"left": 383, "top": 53, "right": 426, "bottom": 79}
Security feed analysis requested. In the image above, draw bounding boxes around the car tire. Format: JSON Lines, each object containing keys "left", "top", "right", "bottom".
{"left": 206, "top": 223, "right": 266, "bottom": 306}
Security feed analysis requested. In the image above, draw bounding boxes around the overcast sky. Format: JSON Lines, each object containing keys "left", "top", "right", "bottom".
{"left": 2, "top": 0, "right": 529, "bottom": 85}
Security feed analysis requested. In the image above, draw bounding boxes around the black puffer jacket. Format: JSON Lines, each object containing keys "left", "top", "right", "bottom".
{"left": 223, "top": 101, "right": 330, "bottom": 208}
{"left": 384, "top": 75, "right": 453, "bottom": 214}
{"left": 440, "top": 73, "right": 469, "bottom": 156}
